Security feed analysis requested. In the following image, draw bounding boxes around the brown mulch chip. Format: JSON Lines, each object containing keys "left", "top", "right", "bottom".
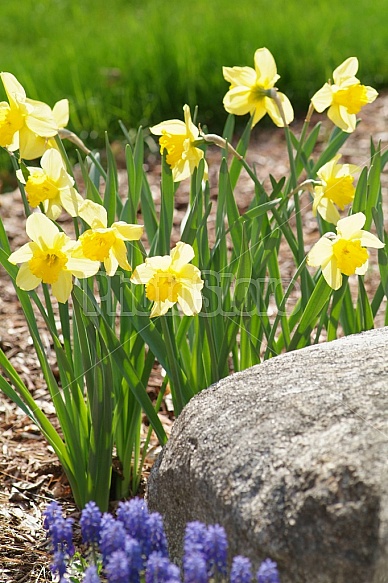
{"left": 1, "top": 95, "right": 388, "bottom": 581}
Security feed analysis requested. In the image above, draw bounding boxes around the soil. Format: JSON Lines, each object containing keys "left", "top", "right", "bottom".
{"left": 1, "top": 97, "right": 388, "bottom": 582}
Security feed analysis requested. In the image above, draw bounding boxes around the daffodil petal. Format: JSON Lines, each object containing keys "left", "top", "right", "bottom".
{"left": 150, "top": 299, "right": 175, "bottom": 318}
{"left": 327, "top": 104, "right": 356, "bottom": 133}
{"left": 24, "top": 101, "right": 57, "bottom": 136}
{"left": 8, "top": 242, "right": 34, "bottom": 264}
{"left": 177, "top": 263, "right": 203, "bottom": 285}
{"left": 150, "top": 120, "right": 186, "bottom": 136}
{"left": 53, "top": 99, "right": 69, "bottom": 128}
{"left": 358, "top": 231, "right": 385, "bottom": 249}
{"left": 311, "top": 83, "right": 333, "bottom": 113}
{"left": 264, "top": 93, "right": 294, "bottom": 127}
{"left": 66, "top": 257, "right": 100, "bottom": 278}
{"left": 366, "top": 86, "right": 378, "bottom": 103}
{"left": 336, "top": 213, "right": 366, "bottom": 239}
{"left": 322, "top": 258, "right": 342, "bottom": 290}
{"left": 52, "top": 271, "right": 73, "bottom": 303}
{"left": 16, "top": 262, "right": 41, "bottom": 291}
{"left": 251, "top": 101, "right": 268, "bottom": 127}
{"left": 254, "top": 48, "right": 279, "bottom": 86}
{"left": 1, "top": 72, "right": 26, "bottom": 106}
{"left": 172, "top": 159, "right": 191, "bottom": 182}
{"left": 183, "top": 104, "right": 200, "bottom": 141}
{"left": 170, "top": 242, "right": 195, "bottom": 271}
{"left": 40, "top": 148, "right": 62, "bottom": 181}
{"left": 131, "top": 262, "right": 156, "bottom": 284}
{"left": 60, "top": 189, "right": 84, "bottom": 217}
{"left": 18, "top": 127, "right": 47, "bottom": 160}
{"left": 178, "top": 285, "right": 203, "bottom": 315}
{"left": 307, "top": 236, "right": 334, "bottom": 267}
{"left": 146, "top": 255, "right": 172, "bottom": 271}
{"left": 111, "top": 240, "right": 131, "bottom": 272}
{"left": 79, "top": 199, "right": 107, "bottom": 228}
{"left": 316, "top": 198, "right": 340, "bottom": 225}
{"left": 26, "top": 213, "right": 60, "bottom": 247}
{"left": 355, "top": 260, "right": 369, "bottom": 276}
{"left": 317, "top": 154, "right": 341, "bottom": 180}
{"left": 223, "top": 86, "right": 252, "bottom": 116}
{"left": 222, "top": 65, "right": 257, "bottom": 88}
{"left": 15, "top": 168, "right": 27, "bottom": 184}
{"left": 112, "top": 222, "right": 143, "bottom": 241}
{"left": 104, "top": 252, "right": 119, "bottom": 276}
{"left": 45, "top": 200, "right": 62, "bottom": 221}
{"left": 333, "top": 57, "right": 359, "bottom": 86}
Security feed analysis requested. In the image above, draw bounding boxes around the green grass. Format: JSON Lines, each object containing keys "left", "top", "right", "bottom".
{"left": 1, "top": 0, "right": 388, "bottom": 142}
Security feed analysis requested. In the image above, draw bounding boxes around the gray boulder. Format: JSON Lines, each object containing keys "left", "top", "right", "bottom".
{"left": 147, "top": 327, "right": 388, "bottom": 583}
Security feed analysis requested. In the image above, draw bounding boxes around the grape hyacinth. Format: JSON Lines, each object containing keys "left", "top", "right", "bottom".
{"left": 80, "top": 501, "right": 102, "bottom": 545}
{"left": 147, "top": 511, "right": 169, "bottom": 557}
{"left": 230, "top": 556, "right": 253, "bottom": 583}
{"left": 183, "top": 551, "right": 208, "bottom": 583}
{"left": 116, "top": 498, "right": 151, "bottom": 559}
{"left": 105, "top": 549, "right": 134, "bottom": 583}
{"left": 99, "top": 513, "right": 127, "bottom": 563}
{"left": 83, "top": 564, "right": 101, "bottom": 583}
{"left": 257, "top": 558, "right": 280, "bottom": 583}
{"left": 145, "top": 551, "right": 181, "bottom": 583}
{"left": 43, "top": 500, "right": 75, "bottom": 580}
{"left": 203, "top": 524, "right": 228, "bottom": 578}
{"left": 43, "top": 499, "right": 281, "bottom": 582}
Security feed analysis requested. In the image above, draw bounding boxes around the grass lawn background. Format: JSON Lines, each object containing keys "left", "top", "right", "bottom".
{"left": 1, "top": 0, "right": 388, "bottom": 144}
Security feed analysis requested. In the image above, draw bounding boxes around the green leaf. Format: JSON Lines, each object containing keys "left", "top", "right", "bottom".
{"left": 234, "top": 222, "right": 252, "bottom": 309}
{"left": 288, "top": 275, "right": 332, "bottom": 351}
{"left": 104, "top": 133, "right": 120, "bottom": 224}
{"left": 312, "top": 126, "right": 351, "bottom": 174}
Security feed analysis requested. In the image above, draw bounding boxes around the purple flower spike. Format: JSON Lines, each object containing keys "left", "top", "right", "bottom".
{"left": 105, "top": 549, "right": 131, "bottom": 583}
{"left": 51, "top": 549, "right": 67, "bottom": 578}
{"left": 99, "top": 514, "right": 127, "bottom": 563}
{"left": 124, "top": 536, "right": 143, "bottom": 582}
{"left": 203, "top": 524, "right": 228, "bottom": 577}
{"left": 257, "top": 558, "right": 280, "bottom": 583}
{"left": 84, "top": 564, "right": 101, "bottom": 583}
{"left": 183, "top": 551, "right": 208, "bottom": 583}
{"left": 230, "top": 555, "right": 253, "bottom": 583}
{"left": 80, "top": 501, "right": 102, "bottom": 545}
{"left": 145, "top": 551, "right": 181, "bottom": 583}
{"left": 117, "top": 498, "right": 151, "bottom": 558}
{"left": 147, "top": 512, "right": 168, "bottom": 557}
{"left": 183, "top": 521, "right": 207, "bottom": 557}
{"left": 43, "top": 501, "right": 74, "bottom": 566}
{"left": 43, "top": 501, "right": 62, "bottom": 531}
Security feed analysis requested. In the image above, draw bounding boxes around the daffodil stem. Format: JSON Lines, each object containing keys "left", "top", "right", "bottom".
{"left": 42, "top": 284, "right": 57, "bottom": 332}
{"left": 10, "top": 155, "right": 30, "bottom": 218}
{"left": 54, "top": 135, "right": 76, "bottom": 181}
{"left": 160, "top": 315, "right": 185, "bottom": 415}
{"left": 269, "top": 89, "right": 298, "bottom": 190}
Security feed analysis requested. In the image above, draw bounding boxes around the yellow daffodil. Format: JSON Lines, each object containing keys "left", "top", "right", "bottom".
{"left": 222, "top": 47, "right": 294, "bottom": 127}
{"left": 8, "top": 213, "right": 99, "bottom": 303}
{"left": 312, "top": 154, "right": 358, "bottom": 224}
{"left": 0, "top": 72, "right": 59, "bottom": 160}
{"left": 150, "top": 104, "right": 208, "bottom": 182}
{"left": 75, "top": 199, "right": 143, "bottom": 276}
{"left": 311, "top": 57, "right": 378, "bottom": 133}
{"left": 307, "top": 212, "right": 384, "bottom": 290}
{"left": 47, "top": 98, "right": 70, "bottom": 149}
{"left": 131, "top": 242, "right": 204, "bottom": 317}
{"left": 16, "top": 148, "right": 83, "bottom": 220}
